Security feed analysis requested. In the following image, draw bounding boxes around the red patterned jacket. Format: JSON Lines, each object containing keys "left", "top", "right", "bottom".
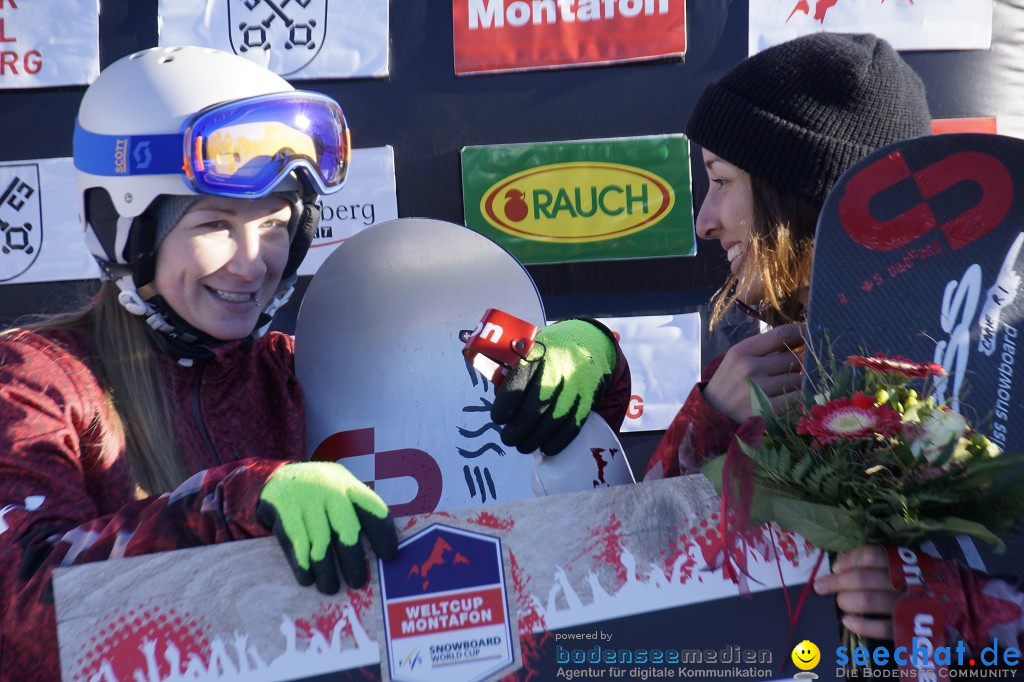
{"left": 0, "top": 325, "right": 630, "bottom": 681}
{"left": 0, "top": 328, "right": 304, "bottom": 682}
{"left": 643, "top": 355, "right": 1024, "bottom": 656}
{"left": 643, "top": 356, "right": 732, "bottom": 480}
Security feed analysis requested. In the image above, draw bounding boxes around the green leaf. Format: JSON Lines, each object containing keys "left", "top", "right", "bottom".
{"left": 956, "top": 455, "right": 1024, "bottom": 486}
{"left": 769, "top": 497, "right": 864, "bottom": 553}
{"left": 700, "top": 456, "right": 726, "bottom": 494}
{"left": 789, "top": 451, "right": 814, "bottom": 484}
{"left": 918, "top": 517, "right": 1006, "bottom": 552}
{"left": 748, "top": 380, "right": 775, "bottom": 419}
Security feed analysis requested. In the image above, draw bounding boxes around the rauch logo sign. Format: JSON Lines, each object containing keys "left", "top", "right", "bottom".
{"left": 479, "top": 162, "right": 674, "bottom": 242}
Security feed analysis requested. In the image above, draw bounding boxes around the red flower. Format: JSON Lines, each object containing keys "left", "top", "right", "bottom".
{"left": 845, "top": 353, "right": 946, "bottom": 379}
{"left": 797, "top": 392, "right": 902, "bottom": 445}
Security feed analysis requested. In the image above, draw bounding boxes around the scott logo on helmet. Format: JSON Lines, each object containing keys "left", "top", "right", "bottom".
{"left": 480, "top": 162, "right": 674, "bottom": 243}
{"left": 114, "top": 138, "right": 129, "bottom": 174}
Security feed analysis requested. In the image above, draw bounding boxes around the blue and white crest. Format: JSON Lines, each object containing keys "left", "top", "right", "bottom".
{"left": 227, "top": 0, "right": 328, "bottom": 77}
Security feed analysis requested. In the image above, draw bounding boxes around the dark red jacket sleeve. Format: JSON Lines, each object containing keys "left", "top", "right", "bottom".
{"left": 644, "top": 355, "right": 738, "bottom": 479}
{"left": 0, "top": 332, "right": 289, "bottom": 682}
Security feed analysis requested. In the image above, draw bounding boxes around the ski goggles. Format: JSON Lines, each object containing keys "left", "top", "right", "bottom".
{"left": 74, "top": 91, "right": 350, "bottom": 198}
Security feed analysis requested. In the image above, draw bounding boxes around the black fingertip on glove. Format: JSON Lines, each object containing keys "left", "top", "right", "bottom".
{"left": 257, "top": 500, "right": 317, "bottom": 589}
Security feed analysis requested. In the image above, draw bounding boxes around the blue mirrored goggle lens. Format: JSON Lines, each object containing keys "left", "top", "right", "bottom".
{"left": 185, "top": 93, "right": 349, "bottom": 197}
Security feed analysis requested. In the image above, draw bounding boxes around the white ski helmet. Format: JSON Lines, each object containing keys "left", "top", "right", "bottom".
{"left": 73, "top": 46, "right": 350, "bottom": 344}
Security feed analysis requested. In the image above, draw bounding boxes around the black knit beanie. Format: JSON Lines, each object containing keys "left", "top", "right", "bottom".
{"left": 686, "top": 32, "right": 931, "bottom": 204}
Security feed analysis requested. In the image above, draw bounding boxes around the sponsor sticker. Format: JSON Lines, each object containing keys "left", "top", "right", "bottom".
{"left": 379, "top": 524, "right": 516, "bottom": 681}
{"left": 453, "top": 0, "right": 686, "bottom": 74}
{"left": 461, "top": 135, "right": 694, "bottom": 264}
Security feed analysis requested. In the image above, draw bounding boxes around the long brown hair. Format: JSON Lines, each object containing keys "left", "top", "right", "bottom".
{"left": 707, "top": 176, "right": 820, "bottom": 329}
{"left": 13, "top": 283, "right": 188, "bottom": 496}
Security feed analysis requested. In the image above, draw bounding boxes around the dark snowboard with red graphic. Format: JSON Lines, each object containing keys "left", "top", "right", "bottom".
{"left": 808, "top": 132, "right": 1024, "bottom": 576}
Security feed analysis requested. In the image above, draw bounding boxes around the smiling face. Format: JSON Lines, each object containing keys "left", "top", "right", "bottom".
{"left": 791, "top": 640, "right": 821, "bottom": 671}
{"left": 152, "top": 194, "right": 293, "bottom": 340}
{"left": 695, "top": 149, "right": 764, "bottom": 306}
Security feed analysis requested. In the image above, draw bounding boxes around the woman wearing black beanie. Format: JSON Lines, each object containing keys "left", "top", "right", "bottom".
{"left": 646, "top": 31, "right": 931, "bottom": 481}
{"left": 645, "top": 32, "right": 1024, "bottom": 663}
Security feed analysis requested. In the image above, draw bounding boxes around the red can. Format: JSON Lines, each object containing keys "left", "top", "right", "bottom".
{"left": 461, "top": 308, "right": 538, "bottom": 386}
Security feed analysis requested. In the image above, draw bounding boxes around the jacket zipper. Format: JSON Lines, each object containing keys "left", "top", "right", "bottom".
{"left": 190, "top": 361, "right": 221, "bottom": 464}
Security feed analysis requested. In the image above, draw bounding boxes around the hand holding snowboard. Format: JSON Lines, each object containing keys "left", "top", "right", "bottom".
{"left": 491, "top": 319, "right": 616, "bottom": 456}
{"left": 257, "top": 462, "right": 398, "bottom": 594}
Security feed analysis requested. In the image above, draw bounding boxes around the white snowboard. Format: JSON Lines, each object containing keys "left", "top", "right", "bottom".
{"left": 294, "top": 218, "right": 633, "bottom": 518}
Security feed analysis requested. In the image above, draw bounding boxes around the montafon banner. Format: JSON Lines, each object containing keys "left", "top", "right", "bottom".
{"left": 461, "top": 135, "right": 694, "bottom": 264}
{"left": 453, "top": 0, "right": 686, "bottom": 75}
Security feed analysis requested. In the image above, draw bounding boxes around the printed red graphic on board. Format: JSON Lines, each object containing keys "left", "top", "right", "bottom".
{"left": 788, "top": 0, "right": 913, "bottom": 22}
{"left": 312, "top": 426, "right": 443, "bottom": 517}
{"left": 564, "top": 512, "right": 628, "bottom": 585}
{"left": 74, "top": 605, "right": 208, "bottom": 681}
{"left": 839, "top": 151, "right": 1012, "bottom": 252}
{"left": 590, "top": 447, "right": 622, "bottom": 487}
{"left": 468, "top": 510, "right": 516, "bottom": 532}
{"left": 295, "top": 587, "right": 376, "bottom": 651}
{"left": 407, "top": 536, "right": 472, "bottom": 590}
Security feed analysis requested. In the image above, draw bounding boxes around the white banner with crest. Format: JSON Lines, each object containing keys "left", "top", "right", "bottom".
{"left": 158, "top": 0, "right": 389, "bottom": 79}
{"left": 0, "top": 158, "right": 99, "bottom": 286}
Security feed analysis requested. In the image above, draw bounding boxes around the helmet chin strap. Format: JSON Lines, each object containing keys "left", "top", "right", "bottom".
{"left": 104, "top": 260, "right": 296, "bottom": 359}
{"left": 93, "top": 190, "right": 311, "bottom": 355}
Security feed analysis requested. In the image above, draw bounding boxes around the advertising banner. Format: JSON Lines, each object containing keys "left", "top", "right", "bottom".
{"left": 158, "top": 0, "right": 390, "bottom": 79}
{"left": 298, "top": 146, "right": 399, "bottom": 276}
{"left": 594, "top": 314, "right": 701, "bottom": 433}
{"left": 750, "top": 0, "right": 992, "bottom": 55}
{"left": 453, "top": 0, "right": 686, "bottom": 75}
{"left": 461, "top": 135, "right": 694, "bottom": 265}
{"left": 0, "top": 158, "right": 99, "bottom": 286}
{"left": 0, "top": 0, "right": 99, "bottom": 88}
{"left": 55, "top": 476, "right": 837, "bottom": 682}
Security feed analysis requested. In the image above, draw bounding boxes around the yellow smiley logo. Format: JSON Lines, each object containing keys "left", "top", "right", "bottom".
{"left": 791, "top": 640, "right": 820, "bottom": 671}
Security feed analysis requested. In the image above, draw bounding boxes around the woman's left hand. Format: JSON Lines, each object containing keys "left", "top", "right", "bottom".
{"left": 814, "top": 545, "right": 901, "bottom": 640}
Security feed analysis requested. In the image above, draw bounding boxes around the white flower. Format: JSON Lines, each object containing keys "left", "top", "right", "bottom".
{"left": 910, "top": 407, "right": 968, "bottom": 464}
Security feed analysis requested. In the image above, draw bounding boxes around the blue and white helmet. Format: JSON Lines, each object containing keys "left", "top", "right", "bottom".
{"left": 73, "top": 46, "right": 349, "bottom": 343}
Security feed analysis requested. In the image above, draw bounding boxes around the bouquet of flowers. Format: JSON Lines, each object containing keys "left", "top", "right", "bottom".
{"left": 700, "top": 353, "right": 1024, "bottom": 557}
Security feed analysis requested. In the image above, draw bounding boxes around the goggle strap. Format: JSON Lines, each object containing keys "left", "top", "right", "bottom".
{"left": 73, "top": 124, "right": 182, "bottom": 177}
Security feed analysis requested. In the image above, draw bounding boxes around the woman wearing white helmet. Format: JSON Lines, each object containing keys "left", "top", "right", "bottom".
{"left": 0, "top": 46, "right": 397, "bottom": 681}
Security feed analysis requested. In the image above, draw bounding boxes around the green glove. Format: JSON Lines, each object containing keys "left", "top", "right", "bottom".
{"left": 491, "top": 319, "right": 616, "bottom": 456}
{"left": 257, "top": 462, "right": 398, "bottom": 594}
